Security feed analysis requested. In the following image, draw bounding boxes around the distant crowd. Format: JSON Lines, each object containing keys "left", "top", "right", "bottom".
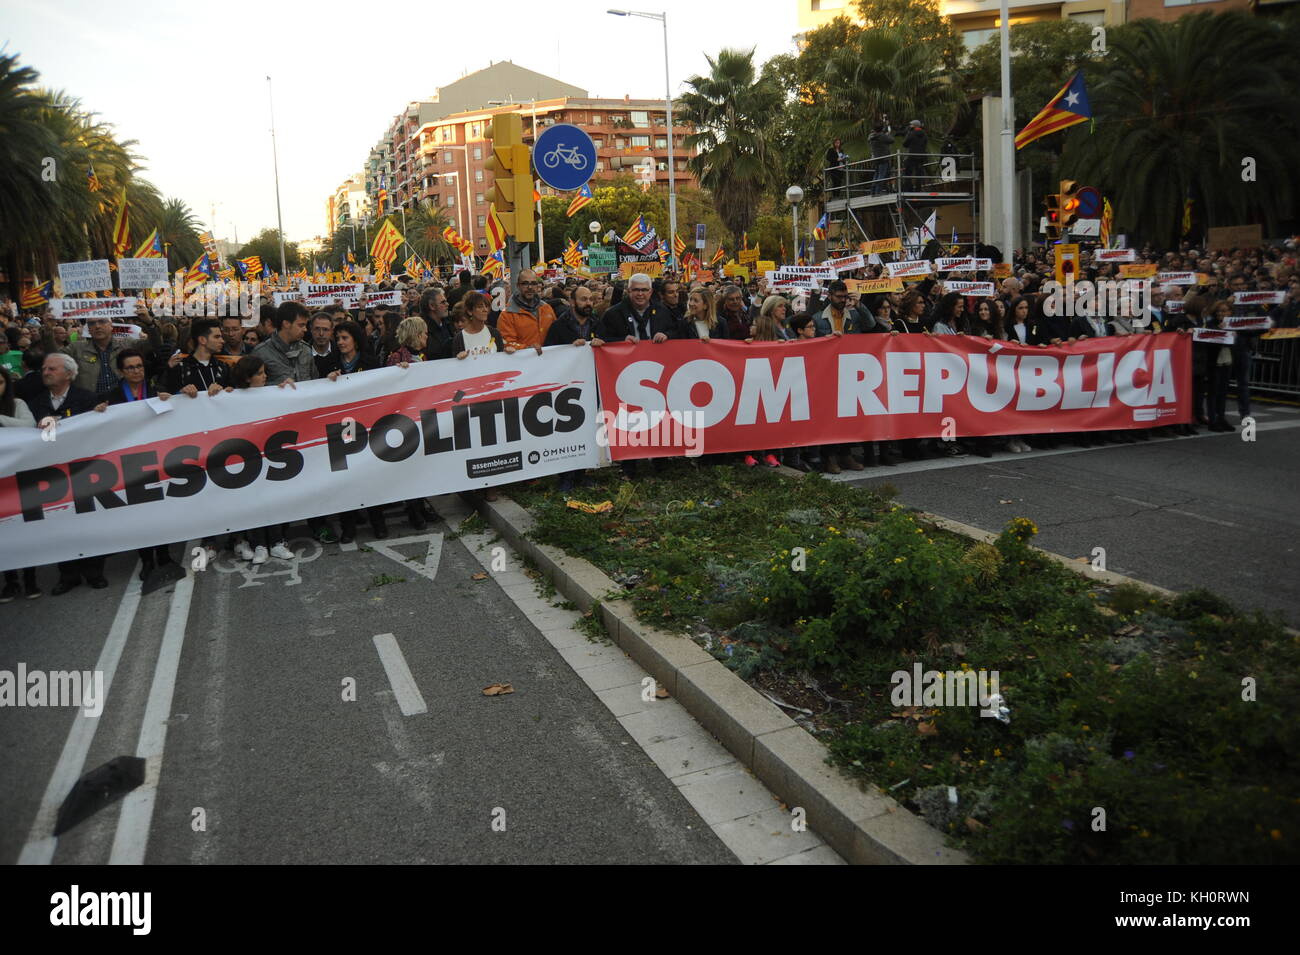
{"left": 2, "top": 239, "right": 1297, "bottom": 601}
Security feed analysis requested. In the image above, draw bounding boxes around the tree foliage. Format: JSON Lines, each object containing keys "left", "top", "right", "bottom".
{"left": 234, "top": 228, "right": 300, "bottom": 273}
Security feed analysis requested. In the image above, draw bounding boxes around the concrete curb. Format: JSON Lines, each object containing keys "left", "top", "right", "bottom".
{"left": 470, "top": 493, "right": 967, "bottom": 866}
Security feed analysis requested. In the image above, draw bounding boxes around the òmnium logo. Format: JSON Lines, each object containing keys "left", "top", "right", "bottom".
{"left": 535, "top": 443, "right": 588, "bottom": 464}
{"left": 528, "top": 450, "right": 541, "bottom": 465}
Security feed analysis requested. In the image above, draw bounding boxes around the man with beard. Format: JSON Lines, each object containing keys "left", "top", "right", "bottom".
{"left": 496, "top": 270, "right": 555, "bottom": 351}
{"left": 545, "top": 285, "right": 606, "bottom": 346}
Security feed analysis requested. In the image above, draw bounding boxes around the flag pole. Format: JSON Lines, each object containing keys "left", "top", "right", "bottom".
{"left": 267, "top": 76, "right": 288, "bottom": 280}
{"left": 999, "top": 0, "right": 1015, "bottom": 266}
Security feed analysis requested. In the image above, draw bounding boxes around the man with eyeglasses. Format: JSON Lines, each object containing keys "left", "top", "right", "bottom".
{"left": 64, "top": 315, "right": 131, "bottom": 398}
{"left": 497, "top": 270, "right": 555, "bottom": 352}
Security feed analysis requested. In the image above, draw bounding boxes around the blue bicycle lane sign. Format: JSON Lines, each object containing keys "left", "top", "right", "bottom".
{"left": 533, "top": 124, "right": 597, "bottom": 192}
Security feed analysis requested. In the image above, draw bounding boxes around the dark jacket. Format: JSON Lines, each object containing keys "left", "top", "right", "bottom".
{"left": 166, "top": 353, "right": 231, "bottom": 394}
{"left": 902, "top": 126, "right": 927, "bottom": 154}
{"left": 869, "top": 129, "right": 895, "bottom": 159}
{"left": 337, "top": 350, "right": 383, "bottom": 375}
{"left": 813, "top": 303, "right": 876, "bottom": 336}
{"left": 545, "top": 312, "right": 602, "bottom": 346}
{"left": 106, "top": 378, "right": 166, "bottom": 405}
{"left": 28, "top": 385, "right": 100, "bottom": 422}
{"left": 1030, "top": 313, "right": 1073, "bottom": 345}
{"left": 420, "top": 315, "right": 455, "bottom": 361}
{"left": 718, "top": 304, "right": 757, "bottom": 341}
{"left": 313, "top": 347, "right": 341, "bottom": 378}
{"left": 679, "top": 316, "right": 728, "bottom": 340}
{"left": 598, "top": 298, "right": 677, "bottom": 341}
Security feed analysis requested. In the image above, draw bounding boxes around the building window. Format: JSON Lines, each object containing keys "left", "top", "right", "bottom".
{"left": 962, "top": 28, "right": 996, "bottom": 50}
{"left": 446, "top": 194, "right": 455, "bottom": 207}
{"left": 476, "top": 193, "right": 485, "bottom": 204}
{"left": 475, "top": 169, "right": 484, "bottom": 182}
{"left": 432, "top": 194, "right": 440, "bottom": 205}
{"left": 478, "top": 237, "right": 487, "bottom": 249}
{"left": 656, "top": 161, "right": 667, "bottom": 172}
{"left": 592, "top": 137, "right": 604, "bottom": 148}
{"left": 615, "top": 138, "right": 626, "bottom": 149}
{"left": 654, "top": 137, "right": 667, "bottom": 148}
{"left": 610, "top": 115, "right": 624, "bottom": 124}
{"left": 1069, "top": 10, "right": 1106, "bottom": 25}
{"left": 631, "top": 110, "right": 649, "bottom": 128}
{"left": 632, "top": 135, "right": 650, "bottom": 148}
{"left": 473, "top": 146, "right": 482, "bottom": 159}
{"left": 444, "top": 151, "right": 452, "bottom": 164}
{"left": 595, "top": 161, "right": 605, "bottom": 171}
{"left": 811, "top": 0, "right": 845, "bottom": 10}
{"left": 477, "top": 215, "right": 487, "bottom": 228}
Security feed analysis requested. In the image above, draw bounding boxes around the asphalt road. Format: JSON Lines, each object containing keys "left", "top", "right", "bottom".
{"left": 1, "top": 501, "right": 736, "bottom": 865}
{"left": 838, "top": 403, "right": 1300, "bottom": 625}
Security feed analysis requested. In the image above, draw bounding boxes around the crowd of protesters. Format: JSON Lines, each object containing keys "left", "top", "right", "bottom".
{"left": 2, "top": 237, "right": 1298, "bottom": 601}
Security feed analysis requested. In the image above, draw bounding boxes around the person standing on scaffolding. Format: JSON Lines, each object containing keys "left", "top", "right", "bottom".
{"left": 902, "top": 119, "right": 928, "bottom": 189}
{"left": 825, "top": 138, "right": 848, "bottom": 196}
{"left": 869, "top": 120, "right": 894, "bottom": 195}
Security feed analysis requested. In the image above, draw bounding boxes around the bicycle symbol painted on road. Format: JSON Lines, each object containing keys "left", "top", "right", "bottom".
{"left": 541, "top": 144, "right": 589, "bottom": 172}
{"left": 210, "top": 537, "right": 323, "bottom": 588}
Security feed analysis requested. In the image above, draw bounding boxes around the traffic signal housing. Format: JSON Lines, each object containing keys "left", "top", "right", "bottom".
{"left": 1043, "top": 193, "right": 1062, "bottom": 241}
{"left": 1060, "top": 179, "right": 1081, "bottom": 231}
{"left": 485, "top": 113, "right": 534, "bottom": 240}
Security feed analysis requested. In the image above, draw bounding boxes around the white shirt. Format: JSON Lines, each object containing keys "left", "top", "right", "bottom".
{"left": 461, "top": 326, "right": 496, "bottom": 356}
{"left": 693, "top": 320, "right": 711, "bottom": 339}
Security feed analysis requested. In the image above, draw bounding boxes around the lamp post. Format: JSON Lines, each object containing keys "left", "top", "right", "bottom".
{"left": 786, "top": 185, "right": 803, "bottom": 266}
{"left": 608, "top": 9, "right": 677, "bottom": 271}
{"left": 998, "top": 0, "right": 1015, "bottom": 264}
{"left": 266, "top": 76, "right": 288, "bottom": 278}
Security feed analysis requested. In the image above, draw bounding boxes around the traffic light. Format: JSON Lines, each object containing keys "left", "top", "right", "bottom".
{"left": 1060, "top": 179, "right": 1081, "bottom": 231}
{"left": 1043, "top": 193, "right": 1062, "bottom": 241}
{"left": 485, "top": 113, "right": 534, "bottom": 240}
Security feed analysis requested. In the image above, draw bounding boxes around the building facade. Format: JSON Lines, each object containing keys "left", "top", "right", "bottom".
{"left": 353, "top": 61, "right": 695, "bottom": 255}
{"left": 328, "top": 173, "right": 369, "bottom": 236}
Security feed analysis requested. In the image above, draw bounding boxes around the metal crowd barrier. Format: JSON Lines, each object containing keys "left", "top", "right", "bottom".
{"left": 1248, "top": 336, "right": 1300, "bottom": 397}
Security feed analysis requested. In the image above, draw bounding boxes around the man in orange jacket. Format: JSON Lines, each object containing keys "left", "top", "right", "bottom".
{"left": 497, "top": 270, "right": 555, "bottom": 351}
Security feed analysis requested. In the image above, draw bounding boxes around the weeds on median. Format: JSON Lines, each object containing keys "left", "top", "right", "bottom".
{"left": 511, "top": 462, "right": 1300, "bottom": 864}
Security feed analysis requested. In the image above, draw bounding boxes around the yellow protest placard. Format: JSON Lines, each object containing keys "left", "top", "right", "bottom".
{"left": 619, "top": 261, "right": 663, "bottom": 278}
{"left": 723, "top": 264, "right": 751, "bottom": 279}
{"left": 1119, "top": 264, "right": 1157, "bottom": 279}
{"left": 738, "top": 249, "right": 759, "bottom": 266}
{"left": 992, "top": 263, "right": 1012, "bottom": 279}
{"left": 860, "top": 238, "right": 903, "bottom": 255}
{"left": 756, "top": 259, "right": 775, "bottom": 275}
{"left": 1054, "top": 244, "right": 1081, "bottom": 284}
{"left": 847, "top": 278, "right": 904, "bottom": 293}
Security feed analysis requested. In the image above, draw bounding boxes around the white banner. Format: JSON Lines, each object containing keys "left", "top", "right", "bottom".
{"left": 1219, "top": 316, "right": 1273, "bottom": 332}
{"left": 51, "top": 298, "right": 137, "bottom": 320}
{"left": 821, "top": 254, "right": 865, "bottom": 274}
{"left": 1233, "top": 291, "right": 1284, "bottom": 306}
{"left": 58, "top": 260, "right": 113, "bottom": 294}
{"left": 1192, "top": 328, "right": 1235, "bottom": 345}
{"left": 117, "top": 258, "right": 170, "bottom": 290}
{"left": 886, "top": 260, "right": 933, "bottom": 278}
{"left": 0, "top": 348, "right": 602, "bottom": 570}
{"left": 934, "top": 257, "right": 992, "bottom": 272}
{"left": 942, "top": 281, "right": 995, "bottom": 296}
{"left": 1163, "top": 300, "right": 1186, "bottom": 313}
{"left": 272, "top": 291, "right": 303, "bottom": 306}
{"left": 1094, "top": 249, "right": 1136, "bottom": 263}
{"left": 1157, "top": 272, "right": 1198, "bottom": 286}
{"left": 362, "top": 291, "right": 403, "bottom": 308}
{"left": 300, "top": 282, "right": 363, "bottom": 306}
{"left": 767, "top": 266, "right": 836, "bottom": 282}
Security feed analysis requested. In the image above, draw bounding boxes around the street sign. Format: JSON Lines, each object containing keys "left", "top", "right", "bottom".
{"left": 533, "top": 123, "right": 596, "bottom": 192}
{"left": 1070, "top": 218, "right": 1101, "bottom": 237}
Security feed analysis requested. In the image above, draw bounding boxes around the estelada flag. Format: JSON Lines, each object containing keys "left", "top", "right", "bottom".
{"left": 485, "top": 206, "right": 508, "bottom": 253}
{"left": 1015, "top": 71, "right": 1091, "bottom": 150}
{"left": 111, "top": 187, "right": 131, "bottom": 257}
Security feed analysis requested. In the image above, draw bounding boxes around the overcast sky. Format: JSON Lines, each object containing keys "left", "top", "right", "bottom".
{"left": 3, "top": 0, "right": 798, "bottom": 245}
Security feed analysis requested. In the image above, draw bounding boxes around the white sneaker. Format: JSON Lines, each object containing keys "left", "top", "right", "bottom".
{"left": 234, "top": 539, "right": 255, "bottom": 561}
{"left": 251, "top": 545, "right": 269, "bottom": 565}
{"left": 205, "top": 546, "right": 219, "bottom": 563}
{"left": 269, "top": 542, "right": 294, "bottom": 560}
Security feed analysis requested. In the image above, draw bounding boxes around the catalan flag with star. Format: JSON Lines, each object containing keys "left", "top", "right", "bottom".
{"left": 111, "top": 187, "right": 132, "bottom": 257}
{"left": 370, "top": 219, "right": 405, "bottom": 274}
{"left": 20, "top": 278, "right": 53, "bottom": 310}
{"left": 623, "top": 214, "right": 647, "bottom": 246}
{"left": 813, "top": 213, "right": 828, "bottom": 241}
{"left": 1015, "top": 71, "right": 1091, "bottom": 150}
{"left": 481, "top": 248, "right": 504, "bottom": 276}
{"left": 566, "top": 182, "right": 593, "bottom": 218}
{"left": 133, "top": 229, "right": 165, "bottom": 259}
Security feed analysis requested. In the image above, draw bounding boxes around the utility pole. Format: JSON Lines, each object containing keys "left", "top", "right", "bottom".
{"left": 267, "top": 76, "right": 288, "bottom": 278}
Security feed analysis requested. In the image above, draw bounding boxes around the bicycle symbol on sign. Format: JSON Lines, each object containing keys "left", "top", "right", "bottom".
{"left": 542, "top": 144, "right": 589, "bottom": 171}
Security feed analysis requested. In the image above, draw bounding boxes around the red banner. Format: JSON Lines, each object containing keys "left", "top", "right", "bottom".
{"left": 593, "top": 334, "right": 1191, "bottom": 459}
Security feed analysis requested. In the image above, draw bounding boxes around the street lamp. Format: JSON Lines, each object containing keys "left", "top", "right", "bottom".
{"left": 589, "top": 220, "right": 601, "bottom": 240}
{"left": 607, "top": 8, "right": 677, "bottom": 271}
{"left": 786, "top": 185, "right": 803, "bottom": 265}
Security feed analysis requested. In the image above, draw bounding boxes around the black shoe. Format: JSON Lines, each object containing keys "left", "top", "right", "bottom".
{"left": 88, "top": 577, "right": 109, "bottom": 589}
{"left": 1210, "top": 421, "right": 1234, "bottom": 432}
{"left": 52, "top": 579, "right": 81, "bottom": 596}
{"left": 139, "top": 559, "right": 155, "bottom": 581}
{"left": 787, "top": 456, "right": 812, "bottom": 473}
{"left": 370, "top": 513, "right": 389, "bottom": 539}
{"left": 0, "top": 582, "right": 19, "bottom": 603}
{"left": 157, "top": 550, "right": 174, "bottom": 566}
{"left": 25, "top": 583, "right": 42, "bottom": 600}
{"left": 406, "top": 504, "right": 428, "bottom": 532}
{"left": 340, "top": 516, "right": 356, "bottom": 545}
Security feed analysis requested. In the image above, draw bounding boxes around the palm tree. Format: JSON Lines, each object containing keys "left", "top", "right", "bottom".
{"left": 821, "top": 29, "right": 964, "bottom": 159}
{"left": 1066, "top": 12, "right": 1300, "bottom": 247}
{"left": 677, "top": 49, "right": 783, "bottom": 250}
{"left": 401, "top": 202, "right": 461, "bottom": 266}
{"left": 154, "top": 197, "right": 203, "bottom": 270}
{"left": 0, "top": 53, "right": 60, "bottom": 288}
